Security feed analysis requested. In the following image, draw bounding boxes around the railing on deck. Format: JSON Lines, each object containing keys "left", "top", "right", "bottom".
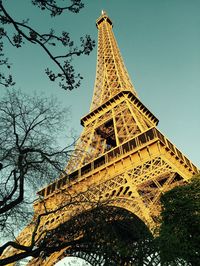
{"left": 38, "top": 127, "right": 198, "bottom": 197}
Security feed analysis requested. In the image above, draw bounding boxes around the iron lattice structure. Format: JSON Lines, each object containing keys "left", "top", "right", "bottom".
{"left": 2, "top": 11, "right": 199, "bottom": 266}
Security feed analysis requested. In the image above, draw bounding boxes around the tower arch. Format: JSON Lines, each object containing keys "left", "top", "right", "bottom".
{"left": 32, "top": 206, "right": 153, "bottom": 266}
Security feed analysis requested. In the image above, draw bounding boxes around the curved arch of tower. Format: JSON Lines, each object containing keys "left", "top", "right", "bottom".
{"left": 1, "top": 11, "right": 198, "bottom": 266}
{"left": 28, "top": 206, "right": 154, "bottom": 266}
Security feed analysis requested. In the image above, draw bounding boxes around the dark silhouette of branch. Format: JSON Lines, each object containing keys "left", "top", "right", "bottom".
{"left": 0, "top": 190, "right": 103, "bottom": 264}
{"left": 32, "top": 0, "right": 84, "bottom": 16}
{"left": 0, "top": 90, "right": 73, "bottom": 231}
{"left": 0, "top": 42, "right": 15, "bottom": 87}
{"left": 0, "top": 0, "right": 95, "bottom": 89}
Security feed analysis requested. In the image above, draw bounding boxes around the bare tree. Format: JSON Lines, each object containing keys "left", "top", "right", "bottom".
{"left": 0, "top": 89, "right": 73, "bottom": 240}
{"left": 0, "top": 0, "right": 95, "bottom": 89}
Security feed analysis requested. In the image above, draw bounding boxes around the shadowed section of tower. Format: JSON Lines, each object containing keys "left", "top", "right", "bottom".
{"left": 90, "top": 11, "right": 137, "bottom": 111}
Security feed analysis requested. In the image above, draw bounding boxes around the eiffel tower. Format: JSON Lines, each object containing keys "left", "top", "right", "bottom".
{"left": 2, "top": 11, "right": 199, "bottom": 266}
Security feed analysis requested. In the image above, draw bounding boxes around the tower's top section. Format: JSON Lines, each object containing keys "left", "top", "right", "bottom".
{"left": 96, "top": 10, "right": 113, "bottom": 28}
{"left": 90, "top": 11, "right": 137, "bottom": 111}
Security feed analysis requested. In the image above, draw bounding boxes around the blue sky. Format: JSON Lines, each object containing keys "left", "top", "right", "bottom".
{"left": 3, "top": 0, "right": 199, "bottom": 167}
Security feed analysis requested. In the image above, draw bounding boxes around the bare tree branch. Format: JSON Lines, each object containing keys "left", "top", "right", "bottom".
{"left": 0, "top": 89, "right": 73, "bottom": 227}
{"left": 0, "top": 0, "right": 95, "bottom": 89}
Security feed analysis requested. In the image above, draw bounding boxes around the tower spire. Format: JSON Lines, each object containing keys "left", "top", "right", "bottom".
{"left": 90, "top": 11, "right": 137, "bottom": 111}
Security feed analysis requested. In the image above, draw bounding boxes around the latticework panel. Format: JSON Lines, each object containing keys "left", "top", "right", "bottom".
{"left": 39, "top": 154, "right": 191, "bottom": 234}
{"left": 2, "top": 143, "right": 197, "bottom": 266}
{"left": 65, "top": 96, "right": 153, "bottom": 173}
{"left": 25, "top": 155, "right": 189, "bottom": 266}
{"left": 90, "top": 12, "right": 137, "bottom": 111}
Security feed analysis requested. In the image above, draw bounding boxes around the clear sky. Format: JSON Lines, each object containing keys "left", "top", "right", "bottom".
{"left": 1, "top": 0, "right": 200, "bottom": 264}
